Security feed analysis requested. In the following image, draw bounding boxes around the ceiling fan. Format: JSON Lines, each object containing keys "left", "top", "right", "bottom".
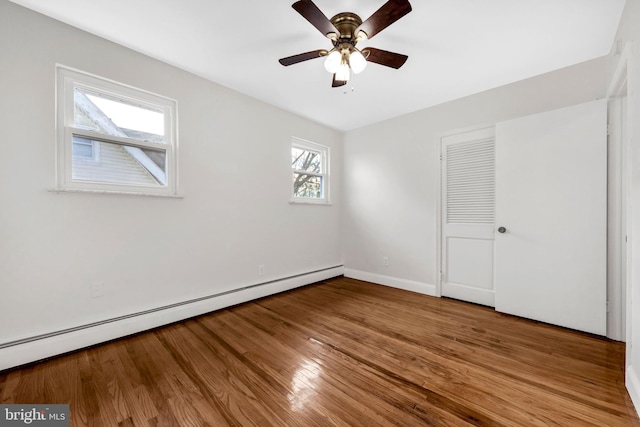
{"left": 279, "top": 0, "right": 412, "bottom": 87}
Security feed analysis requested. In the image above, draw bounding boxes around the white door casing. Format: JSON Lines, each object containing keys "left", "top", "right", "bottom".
{"left": 440, "top": 127, "right": 496, "bottom": 307}
{"left": 608, "top": 95, "right": 628, "bottom": 341}
{"left": 494, "top": 99, "right": 607, "bottom": 335}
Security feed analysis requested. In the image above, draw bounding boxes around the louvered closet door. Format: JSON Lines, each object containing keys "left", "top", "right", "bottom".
{"left": 441, "top": 127, "right": 496, "bottom": 307}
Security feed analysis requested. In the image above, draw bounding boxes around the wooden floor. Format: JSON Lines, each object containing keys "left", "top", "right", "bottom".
{"left": 1, "top": 277, "right": 638, "bottom": 426}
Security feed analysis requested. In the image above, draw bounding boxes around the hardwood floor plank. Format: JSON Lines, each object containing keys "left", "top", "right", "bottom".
{"left": 0, "top": 277, "right": 638, "bottom": 426}
{"left": 77, "top": 351, "right": 101, "bottom": 426}
{"left": 155, "top": 322, "right": 282, "bottom": 427}
{"left": 311, "top": 283, "right": 628, "bottom": 410}
{"left": 125, "top": 332, "right": 212, "bottom": 426}
{"left": 258, "top": 281, "right": 638, "bottom": 426}
{"left": 258, "top": 289, "right": 537, "bottom": 426}
{"left": 107, "top": 343, "right": 159, "bottom": 425}
{"left": 194, "top": 314, "right": 372, "bottom": 426}
{"left": 228, "top": 301, "right": 488, "bottom": 426}
{"left": 0, "top": 371, "right": 21, "bottom": 404}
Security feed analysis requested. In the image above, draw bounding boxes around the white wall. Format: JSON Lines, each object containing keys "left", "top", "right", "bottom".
{"left": 0, "top": 1, "right": 343, "bottom": 369}
{"left": 609, "top": 0, "right": 640, "bottom": 411}
{"left": 343, "top": 57, "right": 607, "bottom": 293}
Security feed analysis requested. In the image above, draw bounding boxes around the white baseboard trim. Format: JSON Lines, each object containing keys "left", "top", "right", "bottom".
{"left": 0, "top": 266, "right": 343, "bottom": 372}
{"left": 627, "top": 364, "right": 640, "bottom": 417}
{"left": 344, "top": 269, "right": 437, "bottom": 297}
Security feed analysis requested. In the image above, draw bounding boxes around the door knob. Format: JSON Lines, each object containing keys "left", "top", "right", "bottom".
{"left": 498, "top": 226, "right": 507, "bottom": 233}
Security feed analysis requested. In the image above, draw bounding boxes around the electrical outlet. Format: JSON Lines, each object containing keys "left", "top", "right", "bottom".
{"left": 383, "top": 256, "right": 389, "bottom": 266}
{"left": 258, "top": 265, "right": 265, "bottom": 276}
{"left": 91, "top": 281, "right": 104, "bottom": 298}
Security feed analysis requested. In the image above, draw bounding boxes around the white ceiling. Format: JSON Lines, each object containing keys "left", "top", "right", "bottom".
{"left": 10, "top": 0, "right": 626, "bottom": 131}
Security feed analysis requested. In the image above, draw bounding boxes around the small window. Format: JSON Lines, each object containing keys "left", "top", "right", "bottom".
{"left": 56, "top": 66, "right": 178, "bottom": 196}
{"left": 291, "top": 138, "right": 329, "bottom": 203}
{"left": 72, "top": 136, "right": 98, "bottom": 160}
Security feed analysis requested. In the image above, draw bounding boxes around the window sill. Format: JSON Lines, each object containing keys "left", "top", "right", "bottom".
{"left": 49, "top": 188, "right": 184, "bottom": 199}
{"left": 289, "top": 199, "right": 332, "bottom": 206}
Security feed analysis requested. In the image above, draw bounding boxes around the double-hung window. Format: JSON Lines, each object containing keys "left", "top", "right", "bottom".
{"left": 291, "top": 138, "right": 329, "bottom": 203}
{"left": 56, "top": 66, "right": 178, "bottom": 196}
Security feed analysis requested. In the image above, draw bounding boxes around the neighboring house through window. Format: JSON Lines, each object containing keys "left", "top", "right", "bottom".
{"left": 291, "top": 138, "right": 329, "bottom": 203}
{"left": 56, "top": 66, "right": 178, "bottom": 196}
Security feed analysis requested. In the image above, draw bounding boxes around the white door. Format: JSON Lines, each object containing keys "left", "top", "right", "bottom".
{"left": 441, "top": 127, "right": 496, "bottom": 307}
{"left": 494, "top": 99, "right": 607, "bottom": 335}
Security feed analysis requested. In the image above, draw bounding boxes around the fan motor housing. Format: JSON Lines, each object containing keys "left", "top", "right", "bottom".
{"left": 330, "top": 12, "right": 363, "bottom": 41}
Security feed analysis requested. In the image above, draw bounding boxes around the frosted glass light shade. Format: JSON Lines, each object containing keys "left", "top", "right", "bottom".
{"left": 324, "top": 50, "right": 341, "bottom": 73}
{"left": 350, "top": 50, "right": 367, "bottom": 74}
{"left": 336, "top": 62, "right": 350, "bottom": 82}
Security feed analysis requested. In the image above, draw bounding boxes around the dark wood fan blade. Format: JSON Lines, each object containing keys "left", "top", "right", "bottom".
{"left": 279, "top": 49, "right": 328, "bottom": 66}
{"left": 332, "top": 74, "right": 347, "bottom": 87}
{"left": 363, "top": 47, "right": 408, "bottom": 69}
{"left": 355, "top": 0, "right": 412, "bottom": 40}
{"left": 292, "top": 0, "right": 340, "bottom": 37}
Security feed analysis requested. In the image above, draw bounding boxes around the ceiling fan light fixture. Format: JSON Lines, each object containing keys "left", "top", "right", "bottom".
{"left": 349, "top": 49, "right": 367, "bottom": 74}
{"left": 336, "top": 62, "right": 350, "bottom": 82}
{"left": 280, "top": 0, "right": 412, "bottom": 87}
{"left": 324, "top": 50, "right": 341, "bottom": 73}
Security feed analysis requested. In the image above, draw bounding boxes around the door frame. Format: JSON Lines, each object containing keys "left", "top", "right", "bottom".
{"left": 606, "top": 42, "right": 631, "bottom": 343}
{"left": 435, "top": 123, "right": 496, "bottom": 299}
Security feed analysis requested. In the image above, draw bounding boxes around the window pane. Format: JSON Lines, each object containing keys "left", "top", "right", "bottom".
{"left": 292, "top": 147, "right": 322, "bottom": 173}
{"left": 72, "top": 136, "right": 94, "bottom": 158}
{"left": 293, "top": 173, "right": 323, "bottom": 198}
{"left": 72, "top": 139, "right": 166, "bottom": 187}
{"left": 74, "top": 87, "right": 165, "bottom": 144}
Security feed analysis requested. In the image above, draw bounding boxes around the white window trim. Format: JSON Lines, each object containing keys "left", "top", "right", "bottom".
{"left": 290, "top": 137, "right": 330, "bottom": 204}
{"left": 54, "top": 65, "right": 179, "bottom": 197}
